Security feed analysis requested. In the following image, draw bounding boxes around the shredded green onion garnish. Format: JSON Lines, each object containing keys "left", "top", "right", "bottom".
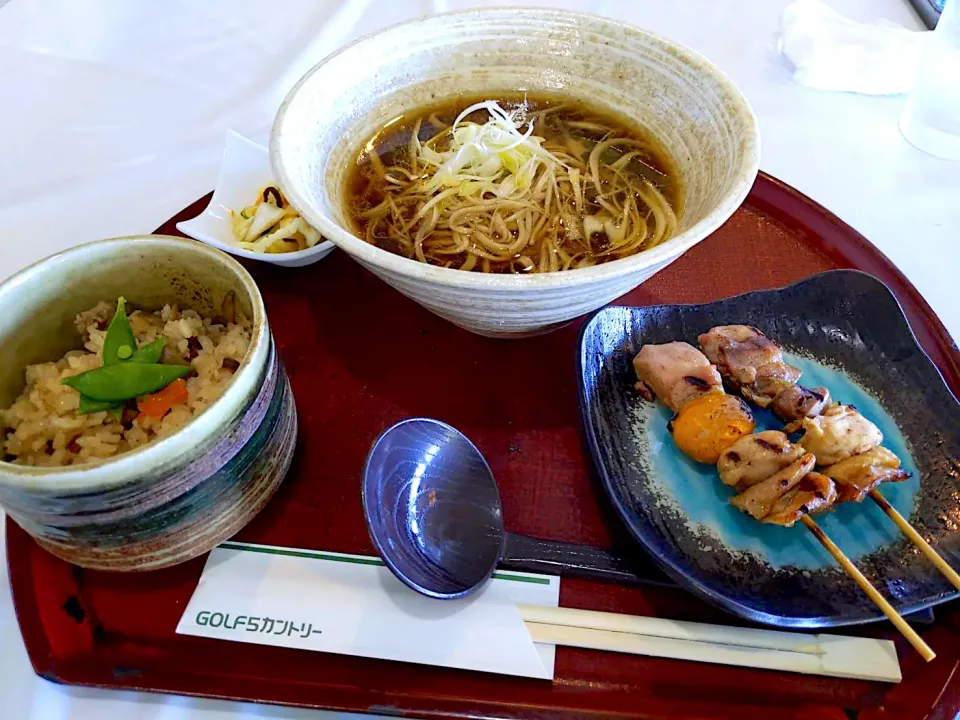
{"left": 417, "top": 100, "right": 566, "bottom": 217}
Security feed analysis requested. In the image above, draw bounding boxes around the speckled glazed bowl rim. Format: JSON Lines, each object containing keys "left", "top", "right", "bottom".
{"left": 271, "top": 7, "right": 760, "bottom": 291}
{"left": 0, "top": 235, "right": 268, "bottom": 492}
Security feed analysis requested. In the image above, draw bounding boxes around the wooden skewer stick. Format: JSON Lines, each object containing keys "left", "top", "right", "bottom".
{"left": 800, "top": 514, "right": 935, "bottom": 662}
{"left": 869, "top": 489, "right": 960, "bottom": 592}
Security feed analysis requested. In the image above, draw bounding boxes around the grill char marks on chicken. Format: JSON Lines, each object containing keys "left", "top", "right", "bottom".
{"left": 717, "top": 430, "right": 807, "bottom": 490}
{"left": 698, "top": 325, "right": 800, "bottom": 407}
{"left": 729, "top": 452, "right": 816, "bottom": 521}
{"left": 770, "top": 384, "right": 831, "bottom": 423}
{"left": 633, "top": 341, "right": 723, "bottom": 413}
{"left": 698, "top": 325, "right": 828, "bottom": 421}
{"left": 765, "top": 471, "right": 838, "bottom": 527}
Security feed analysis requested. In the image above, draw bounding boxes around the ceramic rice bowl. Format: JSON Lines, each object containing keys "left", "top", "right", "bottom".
{"left": 0, "top": 236, "right": 297, "bottom": 571}
{"left": 271, "top": 8, "right": 760, "bottom": 337}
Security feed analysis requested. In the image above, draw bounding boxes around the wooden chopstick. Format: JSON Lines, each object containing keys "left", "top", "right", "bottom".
{"left": 800, "top": 515, "right": 935, "bottom": 661}
{"left": 519, "top": 603, "right": 824, "bottom": 654}
{"left": 868, "top": 489, "right": 960, "bottom": 592}
{"left": 518, "top": 607, "right": 901, "bottom": 682}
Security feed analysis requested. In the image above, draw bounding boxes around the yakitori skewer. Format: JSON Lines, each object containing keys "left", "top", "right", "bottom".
{"left": 799, "top": 514, "right": 935, "bottom": 662}
{"left": 633, "top": 341, "right": 836, "bottom": 529}
{"left": 698, "top": 324, "right": 960, "bottom": 594}
{"left": 633, "top": 341, "right": 936, "bottom": 660}
{"left": 868, "top": 489, "right": 960, "bottom": 592}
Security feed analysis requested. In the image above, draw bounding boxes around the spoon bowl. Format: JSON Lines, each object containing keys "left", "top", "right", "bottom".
{"left": 362, "top": 418, "right": 505, "bottom": 599}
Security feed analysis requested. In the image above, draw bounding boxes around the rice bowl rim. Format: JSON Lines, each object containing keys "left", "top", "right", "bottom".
{"left": 0, "top": 235, "right": 269, "bottom": 492}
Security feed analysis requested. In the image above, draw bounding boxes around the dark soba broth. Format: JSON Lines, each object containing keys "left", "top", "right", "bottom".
{"left": 345, "top": 93, "right": 683, "bottom": 274}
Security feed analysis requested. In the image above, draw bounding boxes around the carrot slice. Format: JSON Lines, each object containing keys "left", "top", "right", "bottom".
{"left": 137, "top": 378, "right": 189, "bottom": 418}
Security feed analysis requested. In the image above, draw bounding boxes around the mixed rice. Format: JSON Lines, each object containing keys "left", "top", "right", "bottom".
{"left": 1, "top": 301, "right": 251, "bottom": 467}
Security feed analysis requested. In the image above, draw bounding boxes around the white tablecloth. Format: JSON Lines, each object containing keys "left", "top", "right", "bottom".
{"left": 1, "top": 1, "right": 956, "bottom": 718}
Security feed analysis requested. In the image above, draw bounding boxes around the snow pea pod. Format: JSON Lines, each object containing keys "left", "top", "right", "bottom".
{"left": 74, "top": 338, "right": 168, "bottom": 414}
{"left": 63, "top": 363, "right": 191, "bottom": 402}
{"left": 102, "top": 297, "right": 137, "bottom": 367}
{"left": 130, "top": 337, "right": 165, "bottom": 364}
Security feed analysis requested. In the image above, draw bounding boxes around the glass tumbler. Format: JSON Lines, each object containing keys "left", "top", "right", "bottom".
{"left": 900, "top": 0, "right": 960, "bottom": 160}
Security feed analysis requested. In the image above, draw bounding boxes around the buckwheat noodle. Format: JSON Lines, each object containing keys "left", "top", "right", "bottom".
{"left": 347, "top": 95, "right": 681, "bottom": 274}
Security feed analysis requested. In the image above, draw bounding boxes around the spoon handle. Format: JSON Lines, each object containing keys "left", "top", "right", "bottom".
{"left": 500, "top": 533, "right": 675, "bottom": 588}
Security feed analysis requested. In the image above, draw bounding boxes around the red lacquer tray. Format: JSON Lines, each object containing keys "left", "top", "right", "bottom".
{"left": 8, "top": 173, "right": 960, "bottom": 720}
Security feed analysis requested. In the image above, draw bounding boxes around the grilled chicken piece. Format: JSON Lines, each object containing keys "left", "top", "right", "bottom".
{"left": 784, "top": 403, "right": 883, "bottom": 465}
{"left": 633, "top": 342, "right": 723, "bottom": 412}
{"left": 698, "top": 325, "right": 802, "bottom": 407}
{"left": 730, "top": 453, "right": 817, "bottom": 520}
{"left": 764, "top": 472, "right": 838, "bottom": 527}
{"left": 822, "top": 446, "right": 911, "bottom": 503}
{"left": 770, "top": 384, "right": 831, "bottom": 423}
{"left": 745, "top": 363, "right": 803, "bottom": 408}
{"left": 717, "top": 430, "right": 807, "bottom": 490}
{"left": 698, "top": 325, "right": 781, "bottom": 384}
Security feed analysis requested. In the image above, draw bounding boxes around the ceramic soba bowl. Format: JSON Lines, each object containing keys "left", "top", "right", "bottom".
{"left": 271, "top": 8, "right": 760, "bottom": 337}
{"left": 0, "top": 236, "right": 297, "bottom": 571}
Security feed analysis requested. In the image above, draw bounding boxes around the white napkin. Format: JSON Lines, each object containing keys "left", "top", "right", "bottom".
{"left": 176, "top": 542, "right": 561, "bottom": 679}
{"left": 778, "top": 0, "right": 929, "bottom": 94}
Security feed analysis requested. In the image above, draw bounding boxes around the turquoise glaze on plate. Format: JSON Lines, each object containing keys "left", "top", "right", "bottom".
{"left": 642, "top": 352, "right": 919, "bottom": 570}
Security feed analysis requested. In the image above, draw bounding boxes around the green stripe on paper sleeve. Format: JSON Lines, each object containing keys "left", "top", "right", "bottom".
{"left": 218, "top": 542, "right": 551, "bottom": 584}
